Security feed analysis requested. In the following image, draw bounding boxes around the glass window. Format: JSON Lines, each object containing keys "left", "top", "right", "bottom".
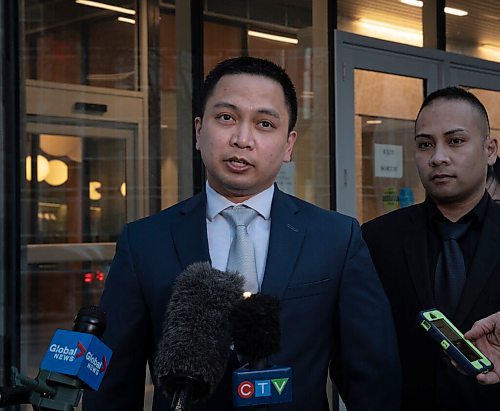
{"left": 0, "top": 3, "right": 5, "bottom": 385}
{"left": 159, "top": 10, "right": 179, "bottom": 208}
{"left": 203, "top": 0, "right": 331, "bottom": 209}
{"left": 24, "top": 0, "right": 138, "bottom": 90}
{"left": 20, "top": 1, "right": 146, "bottom": 409}
{"left": 355, "top": 69, "right": 425, "bottom": 223}
{"left": 337, "top": 0, "right": 423, "bottom": 47}
{"left": 446, "top": 1, "right": 500, "bottom": 63}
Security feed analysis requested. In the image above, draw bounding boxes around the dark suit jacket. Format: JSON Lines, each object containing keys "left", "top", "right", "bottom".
{"left": 84, "top": 187, "right": 401, "bottom": 410}
{"left": 362, "top": 198, "right": 500, "bottom": 411}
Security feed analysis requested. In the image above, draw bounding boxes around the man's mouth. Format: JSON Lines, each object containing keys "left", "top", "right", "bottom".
{"left": 431, "top": 173, "right": 454, "bottom": 181}
{"left": 226, "top": 157, "right": 252, "bottom": 167}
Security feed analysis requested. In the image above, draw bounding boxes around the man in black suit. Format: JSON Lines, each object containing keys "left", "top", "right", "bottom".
{"left": 84, "top": 56, "right": 401, "bottom": 410}
{"left": 362, "top": 86, "right": 500, "bottom": 410}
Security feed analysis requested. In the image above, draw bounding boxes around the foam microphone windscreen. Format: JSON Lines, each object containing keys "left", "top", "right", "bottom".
{"left": 155, "top": 261, "right": 244, "bottom": 402}
{"left": 230, "top": 294, "right": 281, "bottom": 362}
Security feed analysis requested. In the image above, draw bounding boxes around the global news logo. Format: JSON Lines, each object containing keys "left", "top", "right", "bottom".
{"left": 237, "top": 378, "right": 289, "bottom": 399}
{"left": 49, "top": 341, "right": 86, "bottom": 362}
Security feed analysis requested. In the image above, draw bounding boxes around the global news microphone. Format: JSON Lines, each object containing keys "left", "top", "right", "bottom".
{"left": 83, "top": 56, "right": 401, "bottom": 410}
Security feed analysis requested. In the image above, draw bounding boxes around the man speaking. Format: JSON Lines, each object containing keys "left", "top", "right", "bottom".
{"left": 84, "top": 56, "right": 401, "bottom": 410}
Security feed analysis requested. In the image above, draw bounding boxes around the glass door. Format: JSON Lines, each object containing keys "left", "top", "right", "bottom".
{"left": 335, "top": 31, "right": 440, "bottom": 221}
{"left": 21, "top": 118, "right": 137, "bottom": 396}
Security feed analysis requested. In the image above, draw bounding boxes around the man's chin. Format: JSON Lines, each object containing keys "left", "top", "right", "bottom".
{"left": 426, "top": 189, "right": 460, "bottom": 205}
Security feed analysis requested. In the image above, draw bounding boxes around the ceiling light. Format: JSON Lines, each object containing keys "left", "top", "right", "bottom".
{"left": 118, "top": 16, "right": 136, "bottom": 24}
{"left": 480, "top": 44, "right": 500, "bottom": 60}
{"left": 400, "top": 0, "right": 423, "bottom": 7}
{"left": 366, "top": 120, "right": 382, "bottom": 125}
{"left": 444, "top": 7, "right": 468, "bottom": 17}
{"left": 400, "top": 1, "right": 467, "bottom": 16}
{"left": 248, "top": 30, "right": 298, "bottom": 45}
{"left": 357, "top": 19, "right": 422, "bottom": 47}
{"left": 75, "top": 0, "right": 136, "bottom": 16}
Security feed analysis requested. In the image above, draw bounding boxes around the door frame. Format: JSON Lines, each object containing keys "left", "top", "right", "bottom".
{"left": 335, "top": 30, "right": 500, "bottom": 217}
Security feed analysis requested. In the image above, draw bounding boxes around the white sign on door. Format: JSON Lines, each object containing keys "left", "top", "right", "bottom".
{"left": 374, "top": 144, "right": 403, "bottom": 178}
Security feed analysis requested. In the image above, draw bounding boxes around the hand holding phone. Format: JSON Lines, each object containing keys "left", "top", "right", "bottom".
{"left": 418, "top": 309, "right": 494, "bottom": 376}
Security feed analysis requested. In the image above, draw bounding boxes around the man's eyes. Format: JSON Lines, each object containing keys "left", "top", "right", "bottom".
{"left": 416, "top": 141, "right": 433, "bottom": 149}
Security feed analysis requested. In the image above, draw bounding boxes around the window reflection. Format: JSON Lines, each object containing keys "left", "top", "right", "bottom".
{"left": 354, "top": 70, "right": 425, "bottom": 222}
{"left": 24, "top": 0, "right": 138, "bottom": 90}
{"left": 25, "top": 133, "right": 126, "bottom": 244}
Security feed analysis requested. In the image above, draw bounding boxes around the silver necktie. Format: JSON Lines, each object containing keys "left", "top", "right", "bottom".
{"left": 221, "top": 206, "right": 259, "bottom": 294}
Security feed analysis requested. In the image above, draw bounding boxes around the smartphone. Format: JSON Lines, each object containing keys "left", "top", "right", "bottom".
{"left": 418, "top": 309, "right": 494, "bottom": 376}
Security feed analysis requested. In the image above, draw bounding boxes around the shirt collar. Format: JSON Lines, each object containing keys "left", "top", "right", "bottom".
{"left": 426, "top": 191, "right": 489, "bottom": 226}
{"left": 205, "top": 181, "right": 274, "bottom": 221}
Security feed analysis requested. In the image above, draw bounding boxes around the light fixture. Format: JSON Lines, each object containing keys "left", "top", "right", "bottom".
{"left": 75, "top": 0, "right": 136, "bottom": 15}
{"left": 479, "top": 44, "right": 500, "bottom": 61}
{"left": 40, "top": 134, "right": 82, "bottom": 163}
{"left": 45, "top": 160, "right": 69, "bottom": 186}
{"left": 366, "top": 120, "right": 383, "bottom": 125}
{"left": 120, "top": 182, "right": 127, "bottom": 197}
{"left": 400, "top": 0, "right": 423, "bottom": 6}
{"left": 481, "top": 44, "right": 500, "bottom": 52}
{"left": 400, "top": 0, "right": 468, "bottom": 16}
{"left": 118, "top": 16, "right": 135, "bottom": 24}
{"left": 90, "top": 181, "right": 103, "bottom": 201}
{"left": 26, "top": 155, "right": 50, "bottom": 182}
{"left": 444, "top": 7, "right": 468, "bottom": 17}
{"left": 357, "top": 19, "right": 422, "bottom": 46}
{"left": 248, "top": 30, "right": 298, "bottom": 45}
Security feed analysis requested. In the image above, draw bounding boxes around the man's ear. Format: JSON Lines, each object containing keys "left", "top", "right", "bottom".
{"left": 283, "top": 131, "right": 298, "bottom": 163}
{"left": 194, "top": 117, "right": 202, "bottom": 150}
{"left": 486, "top": 138, "right": 498, "bottom": 166}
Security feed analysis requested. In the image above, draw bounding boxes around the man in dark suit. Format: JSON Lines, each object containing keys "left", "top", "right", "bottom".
{"left": 362, "top": 87, "right": 500, "bottom": 410}
{"left": 84, "top": 56, "right": 401, "bottom": 410}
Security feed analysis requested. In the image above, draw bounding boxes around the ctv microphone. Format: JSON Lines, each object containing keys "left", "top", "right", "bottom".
{"left": 155, "top": 261, "right": 244, "bottom": 411}
{"left": 0, "top": 305, "right": 112, "bottom": 410}
{"left": 231, "top": 294, "right": 292, "bottom": 409}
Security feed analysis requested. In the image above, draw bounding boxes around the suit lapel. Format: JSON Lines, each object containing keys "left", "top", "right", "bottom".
{"left": 404, "top": 204, "right": 435, "bottom": 308}
{"left": 171, "top": 192, "right": 211, "bottom": 269}
{"left": 455, "top": 200, "right": 500, "bottom": 325}
{"left": 261, "top": 188, "right": 305, "bottom": 299}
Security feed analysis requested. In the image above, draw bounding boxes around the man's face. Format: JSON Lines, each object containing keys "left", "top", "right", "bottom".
{"left": 195, "top": 73, "right": 297, "bottom": 203}
{"left": 414, "top": 98, "right": 497, "bottom": 207}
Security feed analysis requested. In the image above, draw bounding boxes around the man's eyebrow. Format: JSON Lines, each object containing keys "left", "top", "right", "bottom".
{"left": 212, "top": 101, "right": 238, "bottom": 111}
{"left": 257, "top": 108, "right": 280, "bottom": 120}
{"left": 414, "top": 133, "right": 431, "bottom": 140}
{"left": 414, "top": 128, "right": 467, "bottom": 140}
{"left": 444, "top": 128, "right": 466, "bottom": 135}
{"left": 211, "top": 102, "right": 281, "bottom": 120}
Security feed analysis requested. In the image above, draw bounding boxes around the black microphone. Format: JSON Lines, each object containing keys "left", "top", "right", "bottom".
{"left": 155, "top": 261, "right": 244, "bottom": 411}
{"left": 230, "top": 294, "right": 292, "bottom": 409}
{"left": 0, "top": 305, "right": 111, "bottom": 410}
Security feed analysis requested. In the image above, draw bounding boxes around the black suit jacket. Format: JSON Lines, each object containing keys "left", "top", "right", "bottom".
{"left": 362, "top": 198, "right": 500, "bottom": 411}
{"left": 83, "top": 187, "right": 401, "bottom": 410}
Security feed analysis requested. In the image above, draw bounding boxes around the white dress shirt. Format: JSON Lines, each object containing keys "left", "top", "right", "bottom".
{"left": 205, "top": 181, "right": 273, "bottom": 289}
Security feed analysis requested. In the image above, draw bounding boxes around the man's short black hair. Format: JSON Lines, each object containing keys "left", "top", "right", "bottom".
{"left": 198, "top": 56, "right": 298, "bottom": 133}
{"left": 416, "top": 86, "right": 490, "bottom": 139}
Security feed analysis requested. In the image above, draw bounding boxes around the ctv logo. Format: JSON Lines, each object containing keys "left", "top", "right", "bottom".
{"left": 237, "top": 378, "right": 289, "bottom": 399}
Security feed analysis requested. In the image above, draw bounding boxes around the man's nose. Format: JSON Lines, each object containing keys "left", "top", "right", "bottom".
{"left": 429, "top": 143, "right": 450, "bottom": 166}
{"left": 230, "top": 123, "right": 254, "bottom": 149}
